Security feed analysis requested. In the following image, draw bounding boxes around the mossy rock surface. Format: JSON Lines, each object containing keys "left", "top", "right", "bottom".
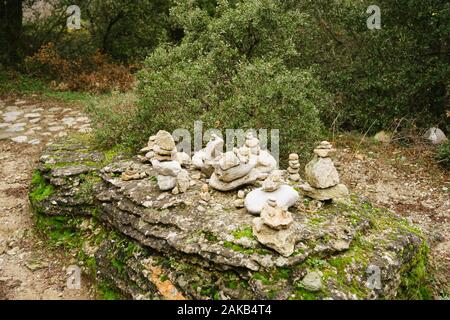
{"left": 29, "top": 135, "right": 432, "bottom": 300}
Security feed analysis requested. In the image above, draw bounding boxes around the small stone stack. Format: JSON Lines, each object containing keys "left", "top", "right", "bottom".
{"left": 150, "top": 130, "right": 190, "bottom": 193}
{"left": 299, "top": 141, "right": 348, "bottom": 201}
{"left": 287, "top": 153, "right": 300, "bottom": 182}
{"left": 259, "top": 198, "right": 293, "bottom": 230}
{"left": 153, "top": 131, "right": 177, "bottom": 161}
{"left": 234, "top": 190, "right": 246, "bottom": 208}
{"left": 200, "top": 184, "right": 211, "bottom": 202}
{"left": 252, "top": 198, "right": 296, "bottom": 257}
{"left": 245, "top": 132, "right": 260, "bottom": 155}
{"left": 313, "top": 141, "right": 335, "bottom": 158}
{"left": 209, "top": 151, "right": 259, "bottom": 191}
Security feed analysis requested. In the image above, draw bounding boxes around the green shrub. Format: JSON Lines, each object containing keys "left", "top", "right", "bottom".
{"left": 123, "top": 0, "right": 329, "bottom": 158}
{"left": 436, "top": 141, "right": 450, "bottom": 169}
{"left": 288, "top": 0, "right": 450, "bottom": 132}
{"left": 86, "top": 92, "right": 138, "bottom": 148}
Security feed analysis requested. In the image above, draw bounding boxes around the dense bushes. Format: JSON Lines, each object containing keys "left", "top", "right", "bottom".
{"left": 125, "top": 0, "right": 329, "bottom": 158}
{"left": 288, "top": 0, "right": 450, "bottom": 132}
{"left": 5, "top": 1, "right": 449, "bottom": 154}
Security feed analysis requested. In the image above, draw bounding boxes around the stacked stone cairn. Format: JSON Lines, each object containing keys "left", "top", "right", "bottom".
{"left": 209, "top": 150, "right": 260, "bottom": 191}
{"left": 287, "top": 153, "right": 301, "bottom": 182}
{"left": 141, "top": 133, "right": 191, "bottom": 167}
{"left": 149, "top": 130, "right": 190, "bottom": 193}
{"left": 299, "top": 141, "right": 349, "bottom": 201}
{"left": 192, "top": 134, "right": 224, "bottom": 176}
{"left": 252, "top": 196, "right": 296, "bottom": 257}
{"left": 208, "top": 132, "right": 277, "bottom": 191}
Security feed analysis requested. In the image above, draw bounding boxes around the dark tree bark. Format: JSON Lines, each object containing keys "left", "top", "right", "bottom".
{"left": 0, "top": 0, "right": 23, "bottom": 66}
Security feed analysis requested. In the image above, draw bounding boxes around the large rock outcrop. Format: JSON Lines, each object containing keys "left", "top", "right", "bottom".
{"left": 28, "top": 135, "right": 431, "bottom": 300}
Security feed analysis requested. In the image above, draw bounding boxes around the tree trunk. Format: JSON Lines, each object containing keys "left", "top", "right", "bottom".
{"left": 0, "top": 0, "right": 23, "bottom": 66}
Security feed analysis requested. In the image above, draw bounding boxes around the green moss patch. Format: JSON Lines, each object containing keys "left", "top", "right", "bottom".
{"left": 29, "top": 171, "right": 54, "bottom": 203}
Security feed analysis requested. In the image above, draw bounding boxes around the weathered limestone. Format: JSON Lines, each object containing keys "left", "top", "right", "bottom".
{"left": 300, "top": 183, "right": 349, "bottom": 201}
{"left": 200, "top": 184, "right": 211, "bottom": 202}
{"left": 313, "top": 141, "right": 336, "bottom": 158}
{"left": 244, "top": 171, "right": 299, "bottom": 214}
{"left": 300, "top": 142, "right": 348, "bottom": 201}
{"left": 29, "top": 136, "right": 431, "bottom": 300}
{"left": 121, "top": 167, "right": 147, "bottom": 181}
{"left": 305, "top": 159, "right": 339, "bottom": 189}
{"left": 300, "top": 270, "right": 323, "bottom": 292}
{"left": 423, "top": 127, "right": 448, "bottom": 145}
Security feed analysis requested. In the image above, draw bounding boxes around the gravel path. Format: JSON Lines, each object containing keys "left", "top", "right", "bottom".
{"left": 0, "top": 96, "right": 94, "bottom": 300}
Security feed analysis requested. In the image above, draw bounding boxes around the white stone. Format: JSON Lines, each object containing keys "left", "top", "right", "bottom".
{"left": 314, "top": 148, "right": 336, "bottom": 157}
{"left": 215, "top": 162, "right": 254, "bottom": 182}
{"left": 301, "top": 271, "right": 323, "bottom": 292}
{"left": 24, "top": 113, "right": 41, "bottom": 118}
{"left": 261, "top": 171, "right": 283, "bottom": 192}
{"left": 28, "top": 139, "right": 41, "bottom": 145}
{"left": 157, "top": 175, "right": 177, "bottom": 191}
{"left": 175, "top": 152, "right": 191, "bottom": 167}
{"left": 423, "top": 127, "right": 447, "bottom": 145}
{"left": 3, "top": 111, "right": 23, "bottom": 122}
{"left": 63, "top": 117, "right": 76, "bottom": 126}
{"left": 48, "top": 126, "right": 65, "bottom": 132}
{"left": 11, "top": 136, "right": 28, "bottom": 143}
{"left": 76, "top": 116, "right": 89, "bottom": 122}
{"left": 192, "top": 134, "right": 223, "bottom": 170}
{"left": 209, "top": 169, "right": 260, "bottom": 192}
{"left": 260, "top": 200, "right": 293, "bottom": 230}
{"left": 5, "top": 123, "right": 26, "bottom": 132}
{"left": 255, "top": 150, "right": 277, "bottom": 173}
{"left": 305, "top": 157, "right": 339, "bottom": 189}
{"left": 245, "top": 185, "right": 299, "bottom": 214}
{"left": 219, "top": 151, "right": 240, "bottom": 171}
{"left": 48, "top": 107, "right": 61, "bottom": 113}
{"left": 151, "top": 160, "right": 181, "bottom": 177}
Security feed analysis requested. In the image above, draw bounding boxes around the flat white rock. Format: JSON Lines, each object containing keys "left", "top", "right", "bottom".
{"left": 157, "top": 175, "right": 177, "bottom": 191}
{"left": 245, "top": 185, "right": 299, "bottom": 214}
